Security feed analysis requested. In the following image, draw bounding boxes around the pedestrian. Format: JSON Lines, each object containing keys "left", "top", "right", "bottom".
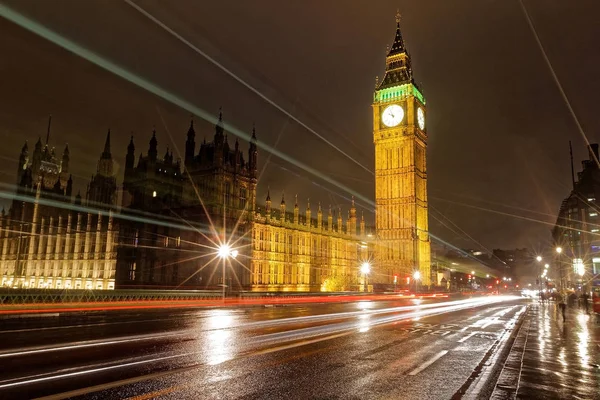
{"left": 582, "top": 291, "right": 590, "bottom": 314}
{"left": 557, "top": 291, "right": 567, "bottom": 322}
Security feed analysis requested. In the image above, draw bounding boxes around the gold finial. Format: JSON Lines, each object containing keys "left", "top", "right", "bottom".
{"left": 395, "top": 9, "right": 401, "bottom": 23}
{"left": 375, "top": 75, "right": 379, "bottom": 88}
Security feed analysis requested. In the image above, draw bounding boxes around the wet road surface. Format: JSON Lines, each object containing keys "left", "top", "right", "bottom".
{"left": 0, "top": 296, "right": 527, "bottom": 399}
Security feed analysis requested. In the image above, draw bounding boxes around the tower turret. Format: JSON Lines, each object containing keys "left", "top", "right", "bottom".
{"left": 17, "top": 141, "right": 28, "bottom": 185}
{"left": 185, "top": 118, "right": 195, "bottom": 167}
{"left": 337, "top": 207, "right": 343, "bottom": 233}
{"left": 60, "top": 144, "right": 69, "bottom": 174}
{"left": 148, "top": 129, "right": 158, "bottom": 162}
{"left": 328, "top": 205, "right": 333, "bottom": 232}
{"left": 97, "top": 130, "right": 113, "bottom": 177}
{"left": 265, "top": 189, "right": 271, "bottom": 221}
{"left": 360, "top": 211, "right": 366, "bottom": 236}
{"left": 317, "top": 202, "right": 323, "bottom": 230}
{"left": 249, "top": 125, "right": 258, "bottom": 177}
{"left": 294, "top": 194, "right": 299, "bottom": 225}
{"left": 66, "top": 174, "right": 73, "bottom": 198}
{"left": 125, "top": 136, "right": 135, "bottom": 170}
{"left": 306, "top": 199, "right": 311, "bottom": 228}
{"left": 280, "top": 192, "right": 286, "bottom": 223}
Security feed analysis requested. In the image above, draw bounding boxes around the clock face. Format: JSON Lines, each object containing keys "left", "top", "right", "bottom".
{"left": 381, "top": 105, "right": 404, "bottom": 127}
{"left": 417, "top": 107, "right": 425, "bottom": 130}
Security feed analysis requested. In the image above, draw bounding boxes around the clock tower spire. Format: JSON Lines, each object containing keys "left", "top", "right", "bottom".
{"left": 372, "top": 12, "right": 430, "bottom": 287}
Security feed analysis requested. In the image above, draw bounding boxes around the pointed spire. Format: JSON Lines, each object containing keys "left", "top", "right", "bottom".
{"left": 63, "top": 143, "right": 69, "bottom": 156}
{"left": 387, "top": 10, "right": 406, "bottom": 56}
{"left": 295, "top": 194, "right": 298, "bottom": 207}
{"left": 281, "top": 191, "right": 285, "bottom": 205}
{"left": 21, "top": 141, "right": 28, "bottom": 154}
{"left": 35, "top": 137, "right": 42, "bottom": 150}
{"left": 187, "top": 117, "right": 195, "bottom": 137}
{"left": 45, "top": 115, "right": 52, "bottom": 146}
{"left": 164, "top": 146, "right": 170, "bottom": 161}
{"left": 307, "top": 198, "right": 310, "bottom": 210}
{"left": 218, "top": 107, "right": 223, "bottom": 122}
{"left": 252, "top": 123, "right": 257, "bottom": 141}
{"left": 148, "top": 128, "right": 158, "bottom": 161}
{"left": 128, "top": 135, "right": 135, "bottom": 153}
{"left": 318, "top": 202, "right": 322, "bottom": 212}
{"left": 102, "top": 129, "right": 111, "bottom": 159}
{"left": 266, "top": 187, "right": 271, "bottom": 202}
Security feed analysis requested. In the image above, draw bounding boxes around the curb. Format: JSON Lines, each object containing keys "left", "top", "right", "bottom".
{"left": 456, "top": 304, "right": 529, "bottom": 400}
{"left": 489, "top": 308, "right": 530, "bottom": 399}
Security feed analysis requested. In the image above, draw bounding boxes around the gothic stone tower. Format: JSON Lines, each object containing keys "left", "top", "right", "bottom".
{"left": 373, "top": 13, "right": 430, "bottom": 286}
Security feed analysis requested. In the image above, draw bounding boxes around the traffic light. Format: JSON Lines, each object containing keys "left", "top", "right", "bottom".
{"left": 468, "top": 274, "right": 472, "bottom": 279}
{"left": 496, "top": 280, "right": 500, "bottom": 284}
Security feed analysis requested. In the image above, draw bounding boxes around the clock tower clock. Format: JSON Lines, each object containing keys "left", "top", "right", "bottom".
{"left": 373, "top": 12, "right": 430, "bottom": 286}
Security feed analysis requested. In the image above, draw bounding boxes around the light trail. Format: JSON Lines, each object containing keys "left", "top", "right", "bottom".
{"left": 123, "top": 0, "right": 373, "bottom": 175}
{"left": 0, "top": 296, "right": 520, "bottom": 391}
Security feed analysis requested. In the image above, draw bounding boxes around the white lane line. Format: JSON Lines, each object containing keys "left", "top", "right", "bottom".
{"left": 0, "top": 331, "right": 187, "bottom": 358}
{"left": 408, "top": 350, "right": 448, "bottom": 376}
{"left": 0, "top": 352, "right": 194, "bottom": 389}
{"left": 458, "top": 332, "right": 478, "bottom": 343}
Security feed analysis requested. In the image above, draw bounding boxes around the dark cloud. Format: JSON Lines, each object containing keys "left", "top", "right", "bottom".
{"left": 0, "top": 0, "right": 598, "bottom": 251}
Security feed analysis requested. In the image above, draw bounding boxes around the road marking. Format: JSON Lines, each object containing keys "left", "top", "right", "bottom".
{"left": 0, "top": 352, "right": 193, "bottom": 390}
{"left": 408, "top": 350, "right": 448, "bottom": 375}
{"left": 458, "top": 332, "right": 478, "bottom": 343}
{"left": 0, "top": 331, "right": 188, "bottom": 358}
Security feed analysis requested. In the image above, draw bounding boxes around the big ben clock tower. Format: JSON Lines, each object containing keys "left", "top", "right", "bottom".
{"left": 373, "top": 12, "right": 430, "bottom": 286}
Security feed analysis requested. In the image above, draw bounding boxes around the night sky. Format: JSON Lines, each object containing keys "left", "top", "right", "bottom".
{"left": 0, "top": 0, "right": 599, "bottom": 253}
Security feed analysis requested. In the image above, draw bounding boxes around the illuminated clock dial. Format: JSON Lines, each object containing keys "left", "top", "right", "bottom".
{"left": 417, "top": 107, "right": 425, "bottom": 130}
{"left": 381, "top": 105, "right": 404, "bottom": 127}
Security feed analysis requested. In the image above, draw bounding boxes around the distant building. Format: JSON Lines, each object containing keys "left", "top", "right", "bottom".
{"left": 492, "top": 248, "right": 530, "bottom": 279}
{"left": 552, "top": 143, "right": 600, "bottom": 290}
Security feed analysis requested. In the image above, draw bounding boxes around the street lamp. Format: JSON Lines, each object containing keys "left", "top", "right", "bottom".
{"left": 555, "top": 246, "right": 563, "bottom": 290}
{"left": 218, "top": 244, "right": 238, "bottom": 301}
{"left": 536, "top": 255, "right": 542, "bottom": 262}
{"left": 360, "top": 262, "right": 371, "bottom": 292}
{"left": 413, "top": 270, "right": 421, "bottom": 294}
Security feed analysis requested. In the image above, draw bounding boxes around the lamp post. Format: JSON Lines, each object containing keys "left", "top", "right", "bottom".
{"left": 556, "top": 246, "right": 563, "bottom": 291}
{"left": 413, "top": 270, "right": 421, "bottom": 294}
{"left": 218, "top": 244, "right": 238, "bottom": 301}
{"left": 360, "top": 262, "right": 371, "bottom": 292}
{"left": 535, "top": 256, "right": 543, "bottom": 301}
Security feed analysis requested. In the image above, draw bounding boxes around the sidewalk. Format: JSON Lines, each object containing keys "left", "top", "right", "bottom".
{"left": 491, "top": 302, "right": 600, "bottom": 399}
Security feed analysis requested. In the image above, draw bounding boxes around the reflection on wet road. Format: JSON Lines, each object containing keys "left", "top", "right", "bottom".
{"left": 0, "top": 296, "right": 527, "bottom": 399}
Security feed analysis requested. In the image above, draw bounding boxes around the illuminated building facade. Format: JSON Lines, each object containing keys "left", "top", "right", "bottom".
{"left": 552, "top": 143, "right": 600, "bottom": 290}
{"left": 0, "top": 14, "right": 428, "bottom": 292}
{"left": 116, "top": 113, "right": 257, "bottom": 289}
{"left": 372, "top": 13, "right": 431, "bottom": 285}
{"left": 0, "top": 125, "right": 117, "bottom": 289}
{"left": 251, "top": 195, "right": 371, "bottom": 291}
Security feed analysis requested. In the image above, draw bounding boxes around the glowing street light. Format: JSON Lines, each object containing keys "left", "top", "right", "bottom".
{"left": 412, "top": 270, "right": 421, "bottom": 295}
{"left": 486, "top": 274, "right": 490, "bottom": 278}
{"left": 536, "top": 255, "right": 542, "bottom": 262}
{"left": 544, "top": 263, "right": 549, "bottom": 269}
{"left": 218, "top": 244, "right": 239, "bottom": 301}
{"left": 360, "top": 262, "right": 371, "bottom": 292}
{"left": 218, "top": 244, "right": 231, "bottom": 258}
{"left": 360, "top": 262, "right": 371, "bottom": 275}
{"left": 556, "top": 247, "right": 562, "bottom": 254}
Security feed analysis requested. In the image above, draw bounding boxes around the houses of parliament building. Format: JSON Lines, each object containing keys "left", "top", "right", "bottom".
{"left": 0, "top": 15, "right": 431, "bottom": 291}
